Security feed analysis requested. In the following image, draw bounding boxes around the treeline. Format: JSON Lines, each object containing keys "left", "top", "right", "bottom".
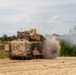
{"left": 0, "top": 34, "right": 17, "bottom": 42}
{"left": 60, "top": 40, "right": 76, "bottom": 56}
{"left": 0, "top": 34, "right": 76, "bottom": 56}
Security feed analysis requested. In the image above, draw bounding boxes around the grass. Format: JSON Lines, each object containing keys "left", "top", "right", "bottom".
{"left": 0, "top": 55, "right": 7, "bottom": 59}
{"left": 0, "top": 45, "right": 8, "bottom": 59}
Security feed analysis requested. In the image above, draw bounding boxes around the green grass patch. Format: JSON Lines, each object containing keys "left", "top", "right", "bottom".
{"left": 0, "top": 46, "right": 8, "bottom": 59}
{"left": 0, "top": 55, "right": 7, "bottom": 59}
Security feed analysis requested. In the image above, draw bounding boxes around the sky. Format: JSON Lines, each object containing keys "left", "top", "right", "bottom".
{"left": 0, "top": 0, "right": 76, "bottom": 36}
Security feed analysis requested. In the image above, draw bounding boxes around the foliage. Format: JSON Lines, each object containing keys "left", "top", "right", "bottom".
{"left": 60, "top": 40, "right": 76, "bottom": 56}
{"left": 0, "top": 34, "right": 17, "bottom": 42}
{"left": 8, "top": 35, "right": 17, "bottom": 41}
{"left": 1, "top": 34, "right": 8, "bottom": 42}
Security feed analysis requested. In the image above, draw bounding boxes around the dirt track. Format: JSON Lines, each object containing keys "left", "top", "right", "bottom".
{"left": 0, "top": 57, "right": 76, "bottom": 75}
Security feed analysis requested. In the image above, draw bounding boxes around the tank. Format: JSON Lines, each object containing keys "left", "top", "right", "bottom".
{"left": 5, "top": 29, "right": 60, "bottom": 59}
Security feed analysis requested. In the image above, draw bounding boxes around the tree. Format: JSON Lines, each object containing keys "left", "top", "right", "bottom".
{"left": 2, "top": 34, "right": 8, "bottom": 42}
{"left": 11, "top": 35, "right": 17, "bottom": 40}
{"left": 8, "top": 35, "right": 17, "bottom": 41}
{"left": 60, "top": 40, "right": 76, "bottom": 56}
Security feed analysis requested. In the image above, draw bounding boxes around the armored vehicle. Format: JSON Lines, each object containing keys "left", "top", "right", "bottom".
{"left": 5, "top": 29, "right": 45, "bottom": 59}
{"left": 5, "top": 29, "right": 60, "bottom": 59}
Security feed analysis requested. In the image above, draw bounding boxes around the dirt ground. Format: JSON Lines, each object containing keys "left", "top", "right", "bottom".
{"left": 0, "top": 57, "right": 76, "bottom": 75}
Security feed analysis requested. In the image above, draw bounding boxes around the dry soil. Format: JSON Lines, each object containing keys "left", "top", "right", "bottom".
{"left": 0, "top": 57, "right": 76, "bottom": 75}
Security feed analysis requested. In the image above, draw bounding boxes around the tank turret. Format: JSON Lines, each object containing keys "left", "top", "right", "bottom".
{"left": 17, "top": 29, "right": 45, "bottom": 41}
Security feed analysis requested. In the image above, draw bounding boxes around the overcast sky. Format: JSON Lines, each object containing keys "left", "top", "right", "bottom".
{"left": 0, "top": 0, "right": 76, "bottom": 36}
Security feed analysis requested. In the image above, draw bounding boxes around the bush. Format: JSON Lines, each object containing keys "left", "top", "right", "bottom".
{"left": 60, "top": 40, "right": 76, "bottom": 56}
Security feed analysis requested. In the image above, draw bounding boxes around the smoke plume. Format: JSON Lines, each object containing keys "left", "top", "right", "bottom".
{"left": 42, "top": 37, "right": 60, "bottom": 59}
{"left": 57, "top": 34, "right": 76, "bottom": 46}
{"left": 57, "top": 26, "right": 76, "bottom": 46}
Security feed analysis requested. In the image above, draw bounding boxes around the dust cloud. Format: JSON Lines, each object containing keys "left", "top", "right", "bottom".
{"left": 42, "top": 37, "right": 60, "bottom": 59}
